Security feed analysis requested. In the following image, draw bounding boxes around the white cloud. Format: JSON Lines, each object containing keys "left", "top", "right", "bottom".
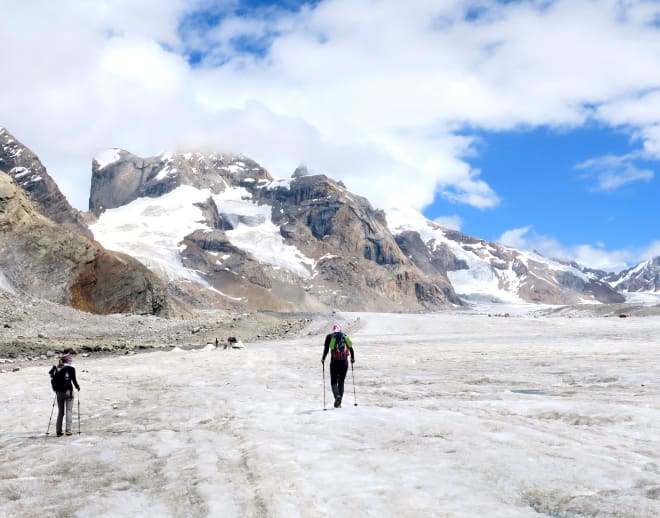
{"left": 641, "top": 240, "right": 660, "bottom": 261}
{"left": 97, "top": 38, "right": 189, "bottom": 95}
{"left": 1, "top": 0, "right": 660, "bottom": 224}
{"left": 639, "top": 124, "right": 660, "bottom": 158}
{"left": 574, "top": 154, "right": 655, "bottom": 191}
{"left": 596, "top": 165, "right": 654, "bottom": 191}
{"left": 433, "top": 215, "right": 463, "bottom": 231}
{"left": 499, "top": 226, "right": 535, "bottom": 251}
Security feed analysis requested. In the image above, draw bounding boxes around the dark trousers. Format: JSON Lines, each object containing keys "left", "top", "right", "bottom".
{"left": 56, "top": 390, "right": 74, "bottom": 434}
{"left": 330, "top": 359, "right": 348, "bottom": 398}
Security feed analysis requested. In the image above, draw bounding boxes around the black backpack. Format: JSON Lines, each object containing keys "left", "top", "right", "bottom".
{"left": 51, "top": 366, "right": 73, "bottom": 393}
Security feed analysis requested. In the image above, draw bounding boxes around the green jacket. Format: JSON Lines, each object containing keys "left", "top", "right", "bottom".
{"left": 323, "top": 332, "right": 354, "bottom": 361}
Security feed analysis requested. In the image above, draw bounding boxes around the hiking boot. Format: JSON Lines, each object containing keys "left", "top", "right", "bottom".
{"left": 334, "top": 396, "right": 341, "bottom": 408}
{"left": 65, "top": 431, "right": 73, "bottom": 436}
{"left": 56, "top": 432, "right": 63, "bottom": 437}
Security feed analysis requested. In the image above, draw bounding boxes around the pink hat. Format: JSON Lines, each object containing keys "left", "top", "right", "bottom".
{"left": 332, "top": 323, "right": 341, "bottom": 333}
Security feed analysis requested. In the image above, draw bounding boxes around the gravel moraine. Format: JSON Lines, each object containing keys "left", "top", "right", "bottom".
{"left": 0, "top": 291, "right": 325, "bottom": 371}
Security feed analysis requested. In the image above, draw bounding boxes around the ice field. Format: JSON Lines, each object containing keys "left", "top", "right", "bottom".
{"left": 1, "top": 309, "right": 659, "bottom": 517}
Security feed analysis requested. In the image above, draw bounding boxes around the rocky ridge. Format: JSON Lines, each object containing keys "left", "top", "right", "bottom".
{"left": 0, "top": 128, "right": 90, "bottom": 237}
{"left": 89, "top": 149, "right": 461, "bottom": 312}
{"left": 604, "top": 257, "right": 660, "bottom": 292}
{"left": 0, "top": 289, "right": 318, "bottom": 370}
{"left": 1, "top": 127, "right": 658, "bottom": 328}
{"left": 386, "top": 207, "right": 625, "bottom": 305}
{"left": 0, "top": 171, "right": 179, "bottom": 316}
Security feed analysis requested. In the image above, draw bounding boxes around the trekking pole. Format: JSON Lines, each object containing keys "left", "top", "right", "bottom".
{"left": 77, "top": 391, "right": 81, "bottom": 435}
{"left": 351, "top": 362, "right": 358, "bottom": 406}
{"left": 322, "top": 362, "right": 327, "bottom": 411}
{"left": 46, "top": 395, "right": 56, "bottom": 435}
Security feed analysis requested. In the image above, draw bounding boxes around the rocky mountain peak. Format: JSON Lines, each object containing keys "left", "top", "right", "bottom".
{"left": 292, "top": 165, "right": 310, "bottom": 178}
{"left": 89, "top": 149, "right": 272, "bottom": 216}
{"left": 0, "top": 128, "right": 91, "bottom": 237}
{"left": 605, "top": 257, "right": 660, "bottom": 292}
{"left": 385, "top": 205, "right": 625, "bottom": 305}
{"left": 1, "top": 128, "right": 653, "bottom": 315}
{"left": 0, "top": 169, "right": 180, "bottom": 316}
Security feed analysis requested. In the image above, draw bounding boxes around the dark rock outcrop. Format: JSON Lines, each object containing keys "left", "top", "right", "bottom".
{"left": 0, "top": 128, "right": 91, "bottom": 237}
{"left": 88, "top": 150, "right": 462, "bottom": 311}
{"left": 0, "top": 171, "right": 178, "bottom": 316}
{"left": 257, "top": 174, "right": 460, "bottom": 310}
{"left": 89, "top": 150, "right": 270, "bottom": 215}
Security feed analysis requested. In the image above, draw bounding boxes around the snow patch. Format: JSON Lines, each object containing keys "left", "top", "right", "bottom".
{"left": 90, "top": 185, "right": 213, "bottom": 282}
{"left": 266, "top": 179, "right": 292, "bottom": 190}
{"left": 155, "top": 166, "right": 177, "bottom": 181}
{"left": 227, "top": 164, "right": 245, "bottom": 174}
{"left": 623, "top": 291, "right": 660, "bottom": 303}
{"left": 0, "top": 270, "right": 15, "bottom": 294}
{"left": 10, "top": 167, "right": 29, "bottom": 179}
{"left": 89, "top": 182, "right": 315, "bottom": 287}
{"left": 213, "top": 190, "right": 315, "bottom": 279}
{"left": 94, "top": 149, "right": 122, "bottom": 170}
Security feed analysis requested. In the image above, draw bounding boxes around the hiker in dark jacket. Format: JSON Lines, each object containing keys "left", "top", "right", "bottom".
{"left": 321, "top": 323, "right": 355, "bottom": 408}
{"left": 48, "top": 357, "right": 63, "bottom": 378}
{"left": 49, "top": 354, "right": 80, "bottom": 436}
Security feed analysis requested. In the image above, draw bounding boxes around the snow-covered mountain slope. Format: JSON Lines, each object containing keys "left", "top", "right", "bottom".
{"left": 90, "top": 183, "right": 315, "bottom": 282}
{"left": 88, "top": 149, "right": 458, "bottom": 312}
{"left": 0, "top": 127, "right": 648, "bottom": 313}
{"left": 605, "top": 257, "right": 660, "bottom": 293}
{"left": 386, "top": 206, "right": 624, "bottom": 305}
{"left": 87, "top": 145, "right": 628, "bottom": 309}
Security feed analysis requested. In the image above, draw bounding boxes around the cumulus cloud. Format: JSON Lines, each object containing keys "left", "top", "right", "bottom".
{"left": 433, "top": 215, "right": 463, "bottom": 231}
{"left": 640, "top": 240, "right": 660, "bottom": 260}
{"left": 1, "top": 0, "right": 660, "bottom": 265}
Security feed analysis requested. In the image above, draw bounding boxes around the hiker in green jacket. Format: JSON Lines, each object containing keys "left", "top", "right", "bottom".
{"left": 321, "top": 324, "right": 355, "bottom": 408}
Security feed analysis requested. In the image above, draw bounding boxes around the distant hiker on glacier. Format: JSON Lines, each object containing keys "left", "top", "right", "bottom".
{"left": 49, "top": 354, "right": 80, "bottom": 436}
{"left": 321, "top": 323, "right": 355, "bottom": 408}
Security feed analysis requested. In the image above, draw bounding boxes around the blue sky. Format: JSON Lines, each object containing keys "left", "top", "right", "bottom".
{"left": 430, "top": 124, "right": 658, "bottom": 264}
{"left": 2, "top": 0, "right": 660, "bottom": 271}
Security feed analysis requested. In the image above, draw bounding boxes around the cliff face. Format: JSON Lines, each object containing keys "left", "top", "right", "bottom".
{"left": 0, "top": 171, "right": 179, "bottom": 316}
{"left": 605, "top": 257, "right": 660, "bottom": 293}
{"left": 89, "top": 152, "right": 460, "bottom": 312}
{"left": 386, "top": 207, "right": 625, "bottom": 305}
{"left": 89, "top": 149, "right": 271, "bottom": 215}
{"left": 0, "top": 128, "right": 91, "bottom": 238}
{"left": 256, "top": 174, "right": 460, "bottom": 310}
{"left": 0, "top": 127, "right": 637, "bottom": 314}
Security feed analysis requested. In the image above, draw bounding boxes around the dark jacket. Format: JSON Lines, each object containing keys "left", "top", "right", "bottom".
{"left": 50, "top": 364, "right": 80, "bottom": 392}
